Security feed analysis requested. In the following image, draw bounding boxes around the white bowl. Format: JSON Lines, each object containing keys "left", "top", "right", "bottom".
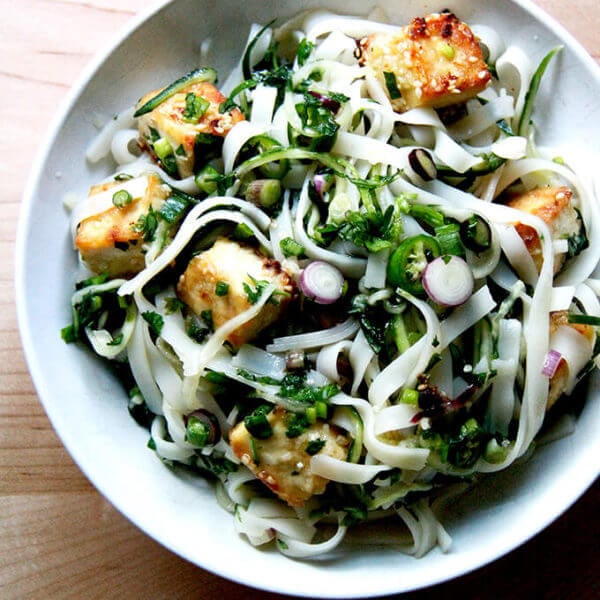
{"left": 16, "top": 0, "right": 600, "bottom": 597}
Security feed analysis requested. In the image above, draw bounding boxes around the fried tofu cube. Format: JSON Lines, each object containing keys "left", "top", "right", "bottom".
{"left": 230, "top": 406, "right": 350, "bottom": 507}
{"left": 137, "top": 81, "right": 245, "bottom": 178}
{"left": 177, "top": 238, "right": 295, "bottom": 347}
{"left": 546, "top": 311, "right": 596, "bottom": 409}
{"left": 74, "top": 173, "right": 169, "bottom": 277}
{"left": 358, "top": 12, "right": 491, "bottom": 112}
{"left": 507, "top": 186, "right": 581, "bottom": 273}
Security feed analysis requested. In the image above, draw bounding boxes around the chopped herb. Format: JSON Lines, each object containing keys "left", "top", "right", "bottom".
{"left": 244, "top": 404, "right": 273, "bottom": 439}
{"left": 278, "top": 372, "right": 339, "bottom": 405}
{"left": 132, "top": 207, "right": 159, "bottom": 241}
{"left": 175, "top": 144, "right": 187, "bottom": 156}
{"left": 276, "top": 538, "right": 289, "bottom": 550}
{"left": 215, "top": 281, "right": 230, "bottom": 296}
{"left": 567, "top": 214, "right": 589, "bottom": 258}
{"left": 75, "top": 272, "right": 109, "bottom": 290}
{"left": 243, "top": 275, "right": 270, "bottom": 304}
{"left": 187, "top": 321, "right": 210, "bottom": 343}
{"left": 164, "top": 296, "right": 185, "bottom": 314}
{"left": 142, "top": 311, "right": 164, "bottom": 336}
{"left": 342, "top": 505, "right": 368, "bottom": 526}
{"left": 383, "top": 71, "right": 402, "bottom": 99}
{"left": 148, "top": 126, "right": 161, "bottom": 142}
{"left": 183, "top": 92, "right": 210, "bottom": 123}
{"left": 192, "top": 453, "right": 238, "bottom": 477}
{"left": 294, "top": 91, "right": 343, "bottom": 151}
{"left": 349, "top": 294, "right": 389, "bottom": 353}
{"left": 200, "top": 309, "right": 214, "bottom": 330}
{"left": 319, "top": 203, "right": 403, "bottom": 252}
{"left": 297, "top": 38, "right": 314, "bottom": 66}
{"left": 107, "top": 333, "right": 124, "bottom": 346}
{"left": 237, "top": 368, "right": 281, "bottom": 386}
{"left": 305, "top": 439, "right": 326, "bottom": 455}
{"left": 285, "top": 412, "right": 310, "bottom": 438}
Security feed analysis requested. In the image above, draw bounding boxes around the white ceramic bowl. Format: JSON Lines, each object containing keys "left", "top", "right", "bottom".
{"left": 16, "top": 0, "right": 600, "bottom": 597}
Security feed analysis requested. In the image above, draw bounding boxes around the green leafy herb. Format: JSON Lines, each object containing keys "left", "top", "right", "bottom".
{"left": 320, "top": 204, "right": 403, "bottom": 253}
{"left": 567, "top": 213, "right": 589, "bottom": 258}
{"left": 183, "top": 92, "right": 210, "bottom": 123}
{"left": 164, "top": 296, "right": 185, "bottom": 314}
{"left": 107, "top": 333, "right": 124, "bottom": 346}
{"left": 278, "top": 372, "right": 339, "bottom": 405}
{"left": 215, "top": 281, "right": 230, "bottom": 297}
{"left": 349, "top": 295, "right": 389, "bottom": 353}
{"left": 244, "top": 404, "right": 274, "bottom": 439}
{"left": 200, "top": 309, "right": 214, "bottom": 331}
{"left": 142, "top": 311, "right": 164, "bottom": 336}
{"left": 383, "top": 71, "right": 402, "bottom": 99}
{"left": 132, "top": 207, "right": 159, "bottom": 241}
{"left": 297, "top": 38, "right": 314, "bottom": 66}
{"left": 243, "top": 275, "right": 270, "bottom": 304}
{"left": 285, "top": 412, "right": 310, "bottom": 438}
{"left": 187, "top": 321, "right": 210, "bottom": 343}
{"left": 305, "top": 439, "right": 326, "bottom": 455}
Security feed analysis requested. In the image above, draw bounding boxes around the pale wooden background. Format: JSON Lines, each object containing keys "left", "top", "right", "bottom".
{"left": 1, "top": 1, "right": 598, "bottom": 598}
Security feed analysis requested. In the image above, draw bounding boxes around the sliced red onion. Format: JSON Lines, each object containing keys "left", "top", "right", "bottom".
{"left": 422, "top": 256, "right": 474, "bottom": 307}
{"left": 299, "top": 260, "right": 345, "bottom": 305}
{"left": 313, "top": 173, "right": 327, "bottom": 198}
{"left": 542, "top": 349, "right": 563, "bottom": 378}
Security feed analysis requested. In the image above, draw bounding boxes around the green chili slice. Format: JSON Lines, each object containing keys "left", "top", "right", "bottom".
{"left": 387, "top": 235, "right": 441, "bottom": 295}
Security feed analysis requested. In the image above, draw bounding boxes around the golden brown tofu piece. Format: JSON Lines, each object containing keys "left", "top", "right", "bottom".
{"left": 75, "top": 174, "right": 169, "bottom": 277}
{"left": 546, "top": 311, "right": 595, "bottom": 410}
{"left": 177, "top": 238, "right": 295, "bottom": 347}
{"left": 507, "top": 186, "right": 581, "bottom": 274}
{"left": 230, "top": 406, "right": 349, "bottom": 507}
{"left": 359, "top": 12, "right": 491, "bottom": 112}
{"left": 137, "top": 81, "right": 244, "bottom": 178}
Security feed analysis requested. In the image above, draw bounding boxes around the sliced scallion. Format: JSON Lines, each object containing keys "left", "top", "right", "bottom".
{"left": 112, "top": 189, "right": 133, "bottom": 208}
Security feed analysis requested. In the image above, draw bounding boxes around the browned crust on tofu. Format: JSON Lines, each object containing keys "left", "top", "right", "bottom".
{"left": 176, "top": 238, "right": 295, "bottom": 347}
{"left": 507, "top": 186, "right": 579, "bottom": 274}
{"left": 507, "top": 186, "right": 573, "bottom": 225}
{"left": 229, "top": 406, "right": 349, "bottom": 507}
{"left": 359, "top": 12, "right": 491, "bottom": 112}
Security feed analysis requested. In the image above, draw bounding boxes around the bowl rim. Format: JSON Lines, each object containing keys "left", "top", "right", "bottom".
{"left": 14, "top": 0, "right": 600, "bottom": 597}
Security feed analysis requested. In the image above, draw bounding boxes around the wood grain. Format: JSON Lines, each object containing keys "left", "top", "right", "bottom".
{"left": 1, "top": 1, "right": 598, "bottom": 598}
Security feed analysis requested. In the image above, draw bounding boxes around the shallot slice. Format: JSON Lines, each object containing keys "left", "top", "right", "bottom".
{"left": 422, "top": 256, "right": 474, "bottom": 307}
{"left": 300, "top": 261, "right": 345, "bottom": 305}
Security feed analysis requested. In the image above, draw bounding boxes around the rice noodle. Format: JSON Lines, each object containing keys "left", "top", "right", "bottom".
{"left": 64, "top": 9, "right": 600, "bottom": 562}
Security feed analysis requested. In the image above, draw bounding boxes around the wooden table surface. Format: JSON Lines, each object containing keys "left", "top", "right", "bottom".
{"left": 1, "top": 1, "right": 598, "bottom": 598}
